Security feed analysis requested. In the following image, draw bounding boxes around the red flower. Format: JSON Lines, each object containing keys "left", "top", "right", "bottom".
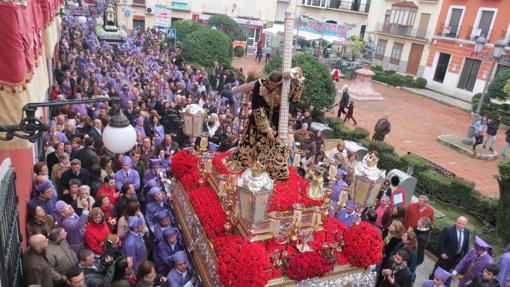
{"left": 171, "top": 150, "right": 200, "bottom": 180}
{"left": 214, "top": 235, "right": 272, "bottom": 287}
{"left": 181, "top": 169, "right": 203, "bottom": 191}
{"left": 285, "top": 251, "right": 334, "bottom": 282}
{"left": 267, "top": 167, "right": 324, "bottom": 212}
{"left": 343, "top": 221, "right": 383, "bottom": 268}
{"left": 212, "top": 152, "right": 240, "bottom": 175}
{"left": 188, "top": 185, "right": 227, "bottom": 239}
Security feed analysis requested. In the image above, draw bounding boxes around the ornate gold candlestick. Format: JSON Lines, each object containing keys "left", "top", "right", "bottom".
{"left": 289, "top": 203, "right": 304, "bottom": 241}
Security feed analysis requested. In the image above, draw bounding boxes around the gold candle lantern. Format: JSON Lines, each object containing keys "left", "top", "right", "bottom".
{"left": 311, "top": 206, "right": 323, "bottom": 231}
{"left": 268, "top": 211, "right": 282, "bottom": 237}
{"left": 199, "top": 132, "right": 209, "bottom": 153}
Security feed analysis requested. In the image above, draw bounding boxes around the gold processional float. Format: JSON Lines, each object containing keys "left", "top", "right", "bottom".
{"left": 170, "top": 103, "right": 385, "bottom": 287}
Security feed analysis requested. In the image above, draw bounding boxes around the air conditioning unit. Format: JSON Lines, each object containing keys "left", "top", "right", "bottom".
{"left": 146, "top": 6, "right": 154, "bottom": 14}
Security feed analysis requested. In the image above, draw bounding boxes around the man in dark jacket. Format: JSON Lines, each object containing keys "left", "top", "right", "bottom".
{"left": 23, "top": 234, "right": 53, "bottom": 287}
{"left": 380, "top": 249, "right": 413, "bottom": 287}
{"left": 76, "top": 137, "right": 99, "bottom": 171}
{"left": 430, "top": 216, "right": 470, "bottom": 278}
{"left": 60, "top": 159, "right": 90, "bottom": 194}
{"left": 483, "top": 115, "right": 501, "bottom": 152}
{"left": 373, "top": 114, "right": 391, "bottom": 142}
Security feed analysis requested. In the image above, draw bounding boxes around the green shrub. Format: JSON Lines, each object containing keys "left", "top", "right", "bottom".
{"left": 385, "top": 69, "right": 396, "bottom": 75}
{"left": 400, "top": 154, "right": 432, "bottom": 176}
{"left": 488, "top": 69, "right": 510, "bottom": 100}
{"left": 182, "top": 29, "right": 233, "bottom": 68}
{"left": 323, "top": 118, "right": 370, "bottom": 142}
{"left": 171, "top": 20, "right": 207, "bottom": 42}
{"left": 378, "top": 153, "right": 403, "bottom": 172}
{"left": 497, "top": 160, "right": 510, "bottom": 241}
{"left": 414, "top": 77, "right": 427, "bottom": 89}
{"left": 265, "top": 54, "right": 336, "bottom": 110}
{"left": 233, "top": 46, "right": 245, "bottom": 58}
{"left": 360, "top": 138, "right": 396, "bottom": 156}
{"left": 207, "top": 15, "right": 244, "bottom": 40}
{"left": 387, "top": 74, "right": 404, "bottom": 87}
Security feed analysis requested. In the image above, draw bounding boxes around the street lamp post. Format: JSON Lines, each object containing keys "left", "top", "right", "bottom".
{"left": 462, "top": 38, "right": 507, "bottom": 145}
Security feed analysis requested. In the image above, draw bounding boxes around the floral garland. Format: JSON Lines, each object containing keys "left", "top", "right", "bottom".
{"left": 267, "top": 167, "right": 324, "bottom": 212}
{"left": 343, "top": 222, "right": 383, "bottom": 268}
{"left": 188, "top": 185, "right": 227, "bottom": 239}
{"left": 181, "top": 168, "right": 203, "bottom": 192}
{"left": 170, "top": 149, "right": 199, "bottom": 180}
{"left": 214, "top": 235, "right": 272, "bottom": 287}
{"left": 212, "top": 151, "right": 240, "bottom": 175}
{"left": 285, "top": 251, "right": 334, "bottom": 282}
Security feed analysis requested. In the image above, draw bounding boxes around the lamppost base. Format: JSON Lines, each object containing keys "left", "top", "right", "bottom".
{"left": 437, "top": 134, "right": 498, "bottom": 160}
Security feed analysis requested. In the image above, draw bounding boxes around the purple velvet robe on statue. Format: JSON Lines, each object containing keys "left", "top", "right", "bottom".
{"left": 454, "top": 251, "right": 494, "bottom": 287}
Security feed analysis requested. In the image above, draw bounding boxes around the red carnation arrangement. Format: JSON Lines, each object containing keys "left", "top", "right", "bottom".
{"left": 343, "top": 221, "right": 383, "bottom": 268}
{"left": 285, "top": 251, "right": 334, "bottom": 282}
{"left": 214, "top": 235, "right": 272, "bottom": 287}
{"left": 170, "top": 150, "right": 199, "bottom": 180}
{"left": 310, "top": 218, "right": 349, "bottom": 265}
{"left": 212, "top": 152, "right": 240, "bottom": 175}
{"left": 188, "top": 185, "right": 227, "bottom": 239}
{"left": 267, "top": 167, "right": 324, "bottom": 212}
{"left": 181, "top": 168, "right": 203, "bottom": 192}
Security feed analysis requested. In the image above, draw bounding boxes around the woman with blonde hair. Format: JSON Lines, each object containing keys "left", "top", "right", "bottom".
{"left": 84, "top": 207, "right": 112, "bottom": 255}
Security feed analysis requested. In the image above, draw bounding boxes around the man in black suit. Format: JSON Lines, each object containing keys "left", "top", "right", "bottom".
{"left": 430, "top": 216, "right": 470, "bottom": 278}
{"left": 60, "top": 159, "right": 90, "bottom": 195}
{"left": 76, "top": 137, "right": 98, "bottom": 171}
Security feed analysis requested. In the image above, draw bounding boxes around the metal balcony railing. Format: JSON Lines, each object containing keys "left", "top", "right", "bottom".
{"left": 376, "top": 22, "right": 430, "bottom": 40}
{"left": 435, "top": 23, "right": 461, "bottom": 39}
{"left": 300, "top": 0, "right": 370, "bottom": 13}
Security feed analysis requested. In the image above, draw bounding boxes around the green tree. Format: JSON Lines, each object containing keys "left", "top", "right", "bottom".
{"left": 171, "top": 20, "right": 207, "bottom": 42}
{"left": 503, "top": 79, "right": 510, "bottom": 99}
{"left": 497, "top": 160, "right": 510, "bottom": 242}
{"left": 348, "top": 36, "right": 365, "bottom": 60}
{"left": 182, "top": 29, "right": 233, "bottom": 68}
{"left": 264, "top": 53, "right": 336, "bottom": 109}
{"left": 488, "top": 69, "right": 510, "bottom": 100}
{"left": 207, "top": 15, "right": 244, "bottom": 40}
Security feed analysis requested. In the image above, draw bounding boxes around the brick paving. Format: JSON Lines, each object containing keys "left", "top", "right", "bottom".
{"left": 232, "top": 56, "right": 503, "bottom": 198}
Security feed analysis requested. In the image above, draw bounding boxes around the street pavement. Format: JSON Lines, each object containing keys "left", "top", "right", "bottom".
{"left": 232, "top": 56, "right": 504, "bottom": 197}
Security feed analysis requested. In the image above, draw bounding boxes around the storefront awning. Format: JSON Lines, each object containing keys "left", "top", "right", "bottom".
{"left": 262, "top": 24, "right": 322, "bottom": 41}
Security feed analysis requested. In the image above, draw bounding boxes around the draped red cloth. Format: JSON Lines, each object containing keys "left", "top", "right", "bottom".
{"left": 0, "top": 0, "right": 60, "bottom": 85}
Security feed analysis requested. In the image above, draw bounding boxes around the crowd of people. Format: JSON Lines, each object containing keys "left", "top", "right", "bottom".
{"left": 471, "top": 115, "right": 510, "bottom": 159}
{"left": 19, "top": 2, "right": 510, "bottom": 287}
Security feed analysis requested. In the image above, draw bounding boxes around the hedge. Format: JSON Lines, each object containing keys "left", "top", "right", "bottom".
{"left": 233, "top": 46, "right": 245, "bottom": 58}
{"left": 372, "top": 66, "right": 428, "bottom": 89}
{"left": 323, "top": 118, "right": 370, "bottom": 142}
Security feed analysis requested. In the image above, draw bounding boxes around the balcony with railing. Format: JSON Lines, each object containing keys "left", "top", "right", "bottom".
{"left": 132, "top": 0, "right": 145, "bottom": 6}
{"left": 435, "top": 23, "right": 461, "bottom": 39}
{"left": 376, "top": 22, "right": 430, "bottom": 40}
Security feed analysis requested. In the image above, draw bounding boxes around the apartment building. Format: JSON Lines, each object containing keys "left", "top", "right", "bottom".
{"left": 367, "top": 0, "right": 443, "bottom": 76}
{"left": 422, "top": 0, "right": 510, "bottom": 100}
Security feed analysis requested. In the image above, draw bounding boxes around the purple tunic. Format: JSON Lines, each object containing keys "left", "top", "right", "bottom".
{"left": 60, "top": 211, "right": 89, "bottom": 253}
{"left": 114, "top": 169, "right": 140, "bottom": 190}
{"left": 454, "top": 250, "right": 494, "bottom": 287}
{"left": 421, "top": 280, "right": 445, "bottom": 287}
{"left": 122, "top": 231, "right": 147, "bottom": 270}
{"left": 334, "top": 208, "right": 357, "bottom": 227}
{"left": 497, "top": 251, "right": 510, "bottom": 287}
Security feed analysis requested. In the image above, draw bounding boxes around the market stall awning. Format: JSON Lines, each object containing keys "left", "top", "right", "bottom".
{"left": 323, "top": 35, "right": 346, "bottom": 44}
{"left": 262, "top": 24, "right": 321, "bottom": 41}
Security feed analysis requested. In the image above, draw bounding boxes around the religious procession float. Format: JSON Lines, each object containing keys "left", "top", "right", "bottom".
{"left": 168, "top": 92, "right": 387, "bottom": 286}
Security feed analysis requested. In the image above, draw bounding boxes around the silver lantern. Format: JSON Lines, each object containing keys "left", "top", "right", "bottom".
{"left": 237, "top": 162, "right": 274, "bottom": 223}
{"left": 182, "top": 104, "right": 205, "bottom": 141}
{"left": 351, "top": 152, "right": 386, "bottom": 208}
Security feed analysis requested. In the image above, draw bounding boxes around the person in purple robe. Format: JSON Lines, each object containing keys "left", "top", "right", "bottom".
{"left": 72, "top": 93, "right": 88, "bottom": 115}
{"left": 143, "top": 159, "right": 162, "bottom": 184}
{"left": 422, "top": 267, "right": 453, "bottom": 287}
{"left": 29, "top": 182, "right": 58, "bottom": 218}
{"left": 114, "top": 156, "right": 141, "bottom": 191}
{"left": 155, "top": 227, "right": 184, "bottom": 275}
{"left": 497, "top": 244, "right": 510, "bottom": 287}
{"left": 453, "top": 236, "right": 495, "bottom": 287}
{"left": 134, "top": 117, "right": 147, "bottom": 137}
{"left": 122, "top": 216, "right": 147, "bottom": 270}
{"left": 167, "top": 250, "right": 197, "bottom": 287}
{"left": 42, "top": 120, "right": 69, "bottom": 146}
{"left": 331, "top": 168, "right": 349, "bottom": 202}
{"left": 145, "top": 186, "right": 171, "bottom": 233}
{"left": 335, "top": 200, "right": 358, "bottom": 227}
{"left": 152, "top": 209, "right": 173, "bottom": 243}
{"left": 56, "top": 200, "right": 89, "bottom": 253}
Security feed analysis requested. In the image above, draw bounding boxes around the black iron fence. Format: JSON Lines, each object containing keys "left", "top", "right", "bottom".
{"left": 0, "top": 167, "right": 23, "bottom": 287}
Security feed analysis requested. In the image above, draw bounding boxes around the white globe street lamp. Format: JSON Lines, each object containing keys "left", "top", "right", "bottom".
{"left": 102, "top": 110, "right": 137, "bottom": 153}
